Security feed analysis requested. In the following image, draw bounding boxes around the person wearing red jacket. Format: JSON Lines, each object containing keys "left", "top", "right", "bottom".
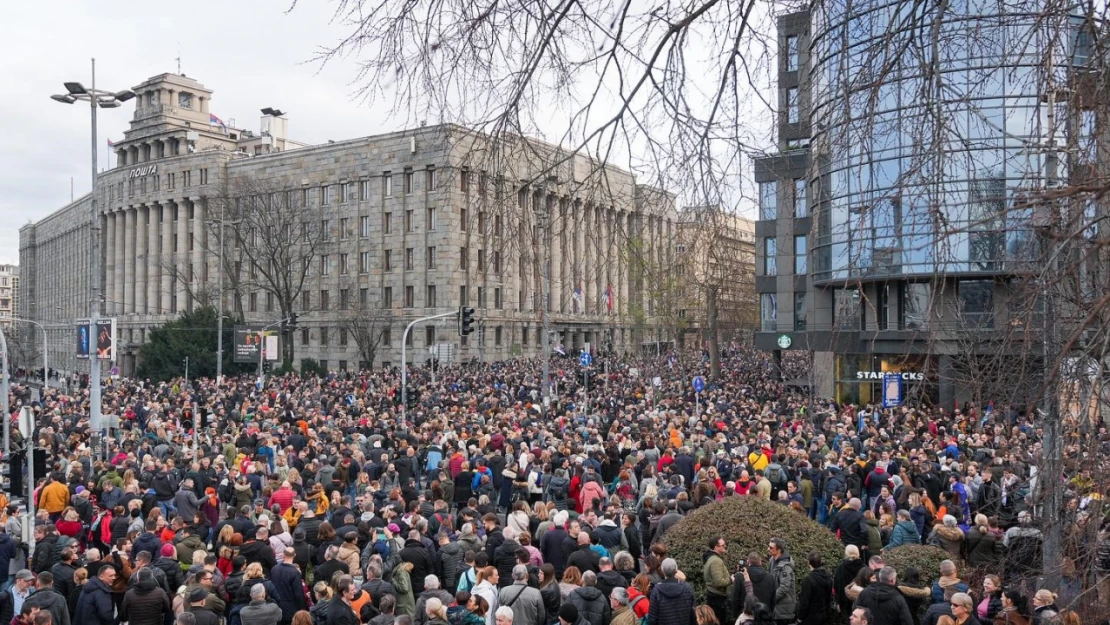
{"left": 267, "top": 482, "right": 296, "bottom": 515}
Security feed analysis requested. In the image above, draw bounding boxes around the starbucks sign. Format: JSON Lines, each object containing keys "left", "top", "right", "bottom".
{"left": 776, "top": 334, "right": 792, "bottom": 349}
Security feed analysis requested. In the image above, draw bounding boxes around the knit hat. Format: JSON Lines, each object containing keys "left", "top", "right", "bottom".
{"left": 559, "top": 604, "right": 578, "bottom": 622}
{"left": 160, "top": 544, "right": 175, "bottom": 557}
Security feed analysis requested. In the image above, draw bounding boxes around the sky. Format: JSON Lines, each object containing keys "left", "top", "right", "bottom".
{"left": 0, "top": 0, "right": 396, "bottom": 264}
{"left": 0, "top": 0, "right": 774, "bottom": 265}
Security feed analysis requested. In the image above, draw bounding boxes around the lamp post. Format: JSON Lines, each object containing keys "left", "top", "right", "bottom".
{"left": 51, "top": 59, "right": 134, "bottom": 440}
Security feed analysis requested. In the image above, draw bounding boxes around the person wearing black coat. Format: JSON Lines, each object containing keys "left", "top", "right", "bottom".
{"left": 568, "top": 576, "right": 610, "bottom": 625}
{"left": 51, "top": 556, "right": 78, "bottom": 601}
{"left": 271, "top": 554, "right": 309, "bottom": 624}
{"left": 240, "top": 534, "right": 278, "bottom": 576}
{"left": 120, "top": 569, "right": 172, "bottom": 625}
{"left": 132, "top": 525, "right": 163, "bottom": 562}
{"left": 540, "top": 524, "right": 570, "bottom": 576}
{"left": 400, "top": 535, "right": 437, "bottom": 595}
{"left": 73, "top": 570, "right": 117, "bottom": 625}
{"left": 566, "top": 533, "right": 601, "bottom": 576}
{"left": 854, "top": 570, "right": 914, "bottom": 625}
{"left": 730, "top": 557, "right": 776, "bottom": 620}
{"left": 326, "top": 581, "right": 360, "bottom": 625}
{"left": 831, "top": 502, "right": 867, "bottom": 549}
{"left": 493, "top": 535, "right": 523, "bottom": 589}
{"left": 832, "top": 550, "right": 865, "bottom": 614}
{"left": 0, "top": 532, "right": 16, "bottom": 588}
{"left": 28, "top": 577, "right": 72, "bottom": 625}
{"left": 32, "top": 531, "right": 59, "bottom": 574}
{"left": 796, "top": 555, "right": 832, "bottom": 625}
{"left": 154, "top": 551, "right": 185, "bottom": 594}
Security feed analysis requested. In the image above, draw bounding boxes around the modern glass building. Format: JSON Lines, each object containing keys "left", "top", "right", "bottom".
{"left": 755, "top": 1, "right": 1093, "bottom": 407}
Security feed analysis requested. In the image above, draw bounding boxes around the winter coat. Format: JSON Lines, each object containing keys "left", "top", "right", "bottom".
{"left": 33, "top": 535, "right": 59, "bottom": 574}
{"left": 702, "top": 551, "right": 731, "bottom": 597}
{"left": 154, "top": 556, "right": 185, "bottom": 593}
{"left": 438, "top": 541, "right": 466, "bottom": 591}
{"left": 897, "top": 583, "right": 930, "bottom": 623}
{"left": 73, "top": 578, "right": 116, "bottom": 625}
{"left": 887, "top": 521, "right": 922, "bottom": 549}
{"left": 176, "top": 534, "right": 206, "bottom": 568}
{"left": 241, "top": 600, "right": 283, "bottom": 625}
{"left": 831, "top": 508, "right": 867, "bottom": 548}
{"left": 392, "top": 563, "right": 417, "bottom": 618}
{"left": 493, "top": 539, "right": 524, "bottom": 588}
{"left": 930, "top": 576, "right": 968, "bottom": 605}
{"left": 336, "top": 543, "right": 361, "bottom": 575}
{"left": 174, "top": 488, "right": 201, "bottom": 522}
{"left": 540, "top": 528, "right": 570, "bottom": 575}
{"left": 855, "top": 582, "right": 914, "bottom": 625}
{"left": 566, "top": 545, "right": 601, "bottom": 575}
{"left": 865, "top": 518, "right": 883, "bottom": 555}
{"left": 568, "top": 586, "right": 610, "bottom": 625}
{"left": 415, "top": 590, "right": 455, "bottom": 625}
{"left": 271, "top": 561, "right": 308, "bottom": 620}
{"left": 928, "top": 525, "right": 964, "bottom": 560}
{"left": 796, "top": 567, "right": 832, "bottom": 625}
{"left": 133, "top": 532, "right": 164, "bottom": 561}
{"left": 400, "top": 539, "right": 437, "bottom": 595}
{"left": 29, "top": 586, "right": 72, "bottom": 625}
{"left": 770, "top": 554, "right": 797, "bottom": 621}
{"left": 540, "top": 583, "right": 561, "bottom": 621}
{"left": 648, "top": 578, "right": 696, "bottom": 625}
{"left": 965, "top": 529, "right": 1001, "bottom": 569}
{"left": 498, "top": 583, "right": 546, "bottom": 625}
{"left": 120, "top": 575, "right": 172, "bottom": 625}
{"left": 325, "top": 596, "right": 359, "bottom": 625}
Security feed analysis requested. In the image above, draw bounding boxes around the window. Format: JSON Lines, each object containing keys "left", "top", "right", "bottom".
{"left": 477, "top": 212, "right": 486, "bottom": 234}
{"left": 360, "top": 216, "right": 370, "bottom": 238}
{"left": 426, "top": 285, "right": 437, "bottom": 307}
{"left": 342, "top": 182, "right": 354, "bottom": 203}
{"left": 1080, "top": 110, "right": 1097, "bottom": 164}
{"left": 494, "top": 288, "right": 502, "bottom": 309}
{"left": 760, "top": 294, "right": 777, "bottom": 331}
{"left": 492, "top": 251, "right": 501, "bottom": 273}
{"left": 494, "top": 326, "right": 503, "bottom": 346}
{"left": 321, "top": 185, "right": 331, "bottom": 206}
{"left": 404, "top": 170, "right": 414, "bottom": 194}
{"left": 384, "top": 250, "right": 393, "bottom": 271}
{"left": 406, "top": 331, "right": 414, "bottom": 347}
{"left": 460, "top": 208, "right": 467, "bottom": 231}
{"left": 426, "top": 207, "right": 437, "bottom": 231}
{"left": 301, "top": 328, "right": 310, "bottom": 346}
{"left": 427, "top": 246, "right": 436, "bottom": 269}
{"left": 359, "top": 179, "right": 370, "bottom": 200}
{"left": 266, "top": 292, "right": 275, "bottom": 312}
{"left": 477, "top": 287, "right": 486, "bottom": 308}
{"left": 786, "top": 87, "right": 799, "bottom": 123}
{"left": 383, "top": 172, "right": 393, "bottom": 196}
{"left": 183, "top": 170, "right": 191, "bottom": 187}
{"left": 495, "top": 214, "right": 503, "bottom": 237}
{"left": 321, "top": 327, "right": 329, "bottom": 346}
{"left": 320, "top": 290, "right": 330, "bottom": 310}
{"left": 425, "top": 167, "right": 437, "bottom": 192}
{"left": 382, "top": 327, "right": 391, "bottom": 346}
{"left": 339, "top": 253, "right": 349, "bottom": 275}
{"left": 249, "top": 292, "right": 258, "bottom": 312}
{"left": 477, "top": 249, "right": 486, "bottom": 271}
{"left": 793, "top": 235, "right": 807, "bottom": 274}
{"left": 359, "top": 252, "right": 370, "bottom": 274}
{"left": 958, "top": 280, "right": 994, "bottom": 328}
{"left": 877, "top": 284, "right": 891, "bottom": 330}
{"left": 425, "top": 326, "right": 435, "bottom": 346}
{"left": 383, "top": 212, "right": 392, "bottom": 234}
{"left": 405, "top": 248, "right": 414, "bottom": 271}
{"left": 339, "top": 218, "right": 349, "bottom": 240}
{"left": 459, "top": 247, "right": 468, "bottom": 269}
{"left": 167, "top": 173, "right": 175, "bottom": 189}
{"left": 794, "top": 293, "right": 807, "bottom": 331}
{"left": 522, "top": 328, "right": 529, "bottom": 346}
{"left": 785, "top": 35, "right": 798, "bottom": 71}
{"left": 339, "top": 359, "right": 348, "bottom": 371}
{"left": 302, "top": 291, "right": 310, "bottom": 310}
{"left": 359, "top": 288, "right": 369, "bottom": 307}
{"left": 153, "top": 175, "right": 160, "bottom": 191}
{"left": 321, "top": 220, "right": 331, "bottom": 241}
{"left": 794, "top": 178, "right": 807, "bottom": 217}
{"left": 759, "top": 182, "right": 777, "bottom": 220}
{"left": 459, "top": 285, "right": 468, "bottom": 306}
{"left": 405, "top": 285, "right": 414, "bottom": 308}
{"left": 320, "top": 255, "right": 331, "bottom": 275}
{"left": 340, "top": 288, "right": 350, "bottom": 309}
{"left": 405, "top": 210, "right": 414, "bottom": 232}
{"left": 383, "top": 286, "right": 393, "bottom": 308}
{"left": 460, "top": 168, "right": 470, "bottom": 192}
{"left": 834, "top": 288, "right": 861, "bottom": 330}
{"left": 763, "top": 238, "right": 777, "bottom": 276}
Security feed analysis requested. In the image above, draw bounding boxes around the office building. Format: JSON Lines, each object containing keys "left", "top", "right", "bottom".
{"left": 0, "top": 265, "right": 17, "bottom": 330}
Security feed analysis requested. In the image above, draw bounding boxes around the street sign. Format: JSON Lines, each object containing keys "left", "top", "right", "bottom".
{"left": 110, "top": 366, "right": 120, "bottom": 377}
{"left": 692, "top": 376, "right": 705, "bottom": 393}
{"left": 882, "top": 372, "right": 904, "bottom": 408}
{"left": 579, "top": 352, "right": 592, "bottom": 367}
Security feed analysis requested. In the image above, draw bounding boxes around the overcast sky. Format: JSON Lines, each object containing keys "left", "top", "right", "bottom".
{"left": 0, "top": 0, "right": 399, "bottom": 264}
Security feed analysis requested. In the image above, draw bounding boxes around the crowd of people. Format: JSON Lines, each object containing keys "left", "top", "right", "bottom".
{"left": 1, "top": 347, "right": 1108, "bottom": 625}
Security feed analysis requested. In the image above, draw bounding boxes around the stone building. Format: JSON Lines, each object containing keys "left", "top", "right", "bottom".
{"left": 0, "top": 264, "right": 17, "bottom": 330}
{"left": 20, "top": 72, "right": 677, "bottom": 376}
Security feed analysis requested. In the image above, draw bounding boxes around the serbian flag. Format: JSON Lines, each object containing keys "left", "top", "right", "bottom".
{"left": 604, "top": 284, "right": 614, "bottom": 312}
{"left": 106, "top": 138, "right": 115, "bottom": 148}
{"left": 210, "top": 113, "right": 227, "bottom": 131}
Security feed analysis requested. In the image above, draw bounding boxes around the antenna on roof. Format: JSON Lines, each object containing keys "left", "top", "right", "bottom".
{"left": 176, "top": 42, "right": 182, "bottom": 75}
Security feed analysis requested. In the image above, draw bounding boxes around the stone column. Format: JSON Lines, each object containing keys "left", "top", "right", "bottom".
{"left": 124, "top": 207, "right": 136, "bottom": 314}
{"left": 176, "top": 199, "right": 189, "bottom": 310}
{"left": 146, "top": 205, "right": 160, "bottom": 314}
{"left": 576, "top": 201, "right": 586, "bottom": 315}
{"left": 621, "top": 211, "right": 631, "bottom": 315}
{"left": 550, "top": 195, "right": 563, "bottom": 314}
{"left": 114, "top": 209, "right": 126, "bottom": 316}
{"left": 104, "top": 211, "right": 116, "bottom": 315}
{"left": 603, "top": 208, "right": 612, "bottom": 316}
{"left": 161, "top": 203, "right": 174, "bottom": 313}
{"left": 135, "top": 205, "right": 147, "bottom": 315}
{"left": 193, "top": 199, "right": 206, "bottom": 288}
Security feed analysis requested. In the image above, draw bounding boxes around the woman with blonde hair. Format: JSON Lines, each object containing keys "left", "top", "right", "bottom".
{"left": 1031, "top": 589, "right": 1058, "bottom": 624}
{"left": 471, "top": 567, "right": 499, "bottom": 625}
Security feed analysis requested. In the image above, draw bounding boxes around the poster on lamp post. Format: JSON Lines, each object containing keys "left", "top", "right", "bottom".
{"left": 234, "top": 326, "right": 280, "bottom": 363}
{"left": 76, "top": 319, "right": 116, "bottom": 360}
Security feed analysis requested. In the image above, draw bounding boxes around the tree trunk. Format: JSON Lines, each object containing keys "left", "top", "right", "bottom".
{"left": 707, "top": 284, "right": 721, "bottom": 380}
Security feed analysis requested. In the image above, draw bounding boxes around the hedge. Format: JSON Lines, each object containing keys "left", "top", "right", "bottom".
{"left": 663, "top": 496, "right": 845, "bottom": 599}
{"left": 881, "top": 545, "right": 957, "bottom": 584}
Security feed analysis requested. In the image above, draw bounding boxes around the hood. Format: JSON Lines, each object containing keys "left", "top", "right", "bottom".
{"left": 702, "top": 550, "right": 721, "bottom": 564}
{"left": 747, "top": 565, "right": 772, "bottom": 584}
{"left": 935, "top": 525, "right": 964, "bottom": 541}
{"left": 84, "top": 578, "right": 113, "bottom": 594}
{"left": 598, "top": 519, "right": 618, "bottom": 528}
{"left": 866, "top": 518, "right": 879, "bottom": 527}
{"left": 652, "top": 579, "right": 690, "bottom": 600}
{"left": 135, "top": 576, "right": 158, "bottom": 593}
{"left": 866, "top": 583, "right": 902, "bottom": 601}
{"left": 404, "top": 538, "right": 425, "bottom": 549}
{"left": 938, "top": 575, "right": 965, "bottom": 589}
{"left": 895, "top": 521, "right": 918, "bottom": 534}
{"left": 574, "top": 586, "right": 605, "bottom": 601}
{"left": 898, "top": 583, "right": 931, "bottom": 599}
{"left": 598, "top": 570, "right": 625, "bottom": 583}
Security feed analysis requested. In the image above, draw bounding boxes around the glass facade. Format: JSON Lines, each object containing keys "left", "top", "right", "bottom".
{"left": 808, "top": 0, "right": 1076, "bottom": 283}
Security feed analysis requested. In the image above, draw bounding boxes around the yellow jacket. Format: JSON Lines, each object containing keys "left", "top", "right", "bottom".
{"left": 39, "top": 481, "right": 70, "bottom": 513}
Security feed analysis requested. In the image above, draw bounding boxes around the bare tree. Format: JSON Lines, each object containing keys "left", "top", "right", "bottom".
{"left": 339, "top": 305, "right": 395, "bottom": 369}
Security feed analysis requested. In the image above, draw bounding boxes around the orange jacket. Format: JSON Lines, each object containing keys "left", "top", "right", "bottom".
{"left": 39, "top": 481, "right": 70, "bottom": 513}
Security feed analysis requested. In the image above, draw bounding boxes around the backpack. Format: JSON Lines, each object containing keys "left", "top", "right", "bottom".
{"left": 631, "top": 595, "right": 648, "bottom": 625}
{"left": 548, "top": 479, "right": 568, "bottom": 502}
{"left": 765, "top": 464, "right": 787, "bottom": 488}
{"left": 456, "top": 566, "right": 476, "bottom": 593}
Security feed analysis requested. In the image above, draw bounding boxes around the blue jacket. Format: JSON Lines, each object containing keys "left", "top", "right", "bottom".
{"left": 887, "top": 521, "right": 922, "bottom": 549}
{"left": 0, "top": 534, "right": 16, "bottom": 583}
{"left": 930, "top": 579, "right": 968, "bottom": 605}
{"left": 471, "top": 467, "right": 493, "bottom": 491}
{"left": 74, "top": 578, "right": 115, "bottom": 625}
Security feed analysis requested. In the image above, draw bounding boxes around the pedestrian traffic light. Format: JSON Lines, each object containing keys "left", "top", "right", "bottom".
{"left": 459, "top": 307, "right": 475, "bottom": 336}
{"left": 405, "top": 387, "right": 419, "bottom": 410}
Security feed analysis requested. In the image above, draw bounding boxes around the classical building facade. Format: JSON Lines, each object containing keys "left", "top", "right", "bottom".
{"left": 20, "top": 73, "right": 677, "bottom": 376}
{"left": 0, "top": 264, "right": 17, "bottom": 331}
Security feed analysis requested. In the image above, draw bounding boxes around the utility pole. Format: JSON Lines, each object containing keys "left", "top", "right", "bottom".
{"left": 216, "top": 207, "right": 225, "bottom": 384}
{"left": 0, "top": 326, "right": 10, "bottom": 456}
{"left": 539, "top": 206, "right": 552, "bottom": 414}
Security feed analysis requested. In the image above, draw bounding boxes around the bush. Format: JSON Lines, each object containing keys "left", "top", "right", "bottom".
{"left": 663, "top": 496, "right": 844, "bottom": 599}
{"left": 881, "top": 545, "right": 955, "bottom": 583}
{"left": 299, "top": 358, "right": 328, "bottom": 376}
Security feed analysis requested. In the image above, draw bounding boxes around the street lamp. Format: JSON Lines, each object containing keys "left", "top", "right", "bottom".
{"left": 51, "top": 58, "right": 133, "bottom": 440}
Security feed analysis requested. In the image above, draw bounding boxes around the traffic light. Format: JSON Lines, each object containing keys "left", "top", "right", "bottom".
{"left": 459, "top": 307, "right": 475, "bottom": 336}
{"left": 289, "top": 313, "right": 299, "bottom": 328}
{"left": 405, "top": 387, "right": 419, "bottom": 410}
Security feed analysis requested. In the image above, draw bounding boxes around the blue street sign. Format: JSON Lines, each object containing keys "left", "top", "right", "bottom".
{"left": 882, "top": 372, "right": 903, "bottom": 408}
{"left": 693, "top": 376, "right": 705, "bottom": 393}
{"left": 579, "top": 352, "right": 592, "bottom": 367}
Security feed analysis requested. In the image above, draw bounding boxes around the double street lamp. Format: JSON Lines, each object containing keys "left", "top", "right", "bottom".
{"left": 50, "top": 58, "right": 133, "bottom": 436}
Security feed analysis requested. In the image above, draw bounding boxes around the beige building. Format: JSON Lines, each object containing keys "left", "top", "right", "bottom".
{"left": 0, "top": 264, "right": 17, "bottom": 330}
{"left": 20, "top": 73, "right": 678, "bottom": 376}
{"left": 674, "top": 208, "right": 757, "bottom": 347}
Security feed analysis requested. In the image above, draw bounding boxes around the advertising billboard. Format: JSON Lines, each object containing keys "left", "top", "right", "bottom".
{"left": 234, "top": 326, "right": 280, "bottom": 363}
{"left": 76, "top": 319, "right": 116, "bottom": 360}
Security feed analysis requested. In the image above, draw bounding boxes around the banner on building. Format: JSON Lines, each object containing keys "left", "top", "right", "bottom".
{"left": 234, "top": 326, "right": 280, "bottom": 363}
{"left": 76, "top": 319, "right": 116, "bottom": 360}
